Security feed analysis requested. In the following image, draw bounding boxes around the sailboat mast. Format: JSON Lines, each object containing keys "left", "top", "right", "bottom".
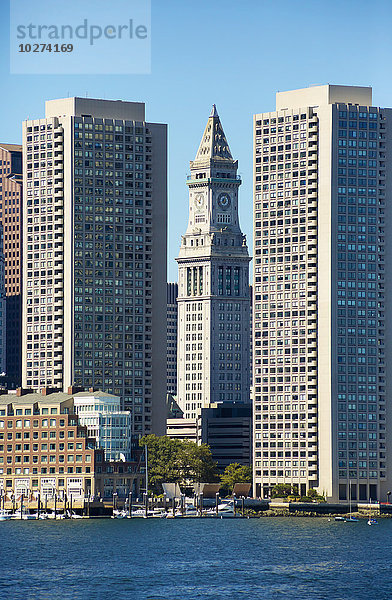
{"left": 145, "top": 444, "right": 148, "bottom": 495}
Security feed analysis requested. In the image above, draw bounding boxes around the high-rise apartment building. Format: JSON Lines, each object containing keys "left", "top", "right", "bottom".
{"left": 167, "top": 282, "right": 178, "bottom": 395}
{"left": 253, "top": 84, "right": 390, "bottom": 502}
{"left": 176, "top": 106, "right": 251, "bottom": 419}
{"left": 0, "top": 225, "right": 5, "bottom": 375}
{"left": 22, "top": 98, "right": 167, "bottom": 436}
{"left": 0, "top": 144, "right": 23, "bottom": 386}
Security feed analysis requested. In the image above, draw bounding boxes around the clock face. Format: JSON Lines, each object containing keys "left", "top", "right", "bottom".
{"left": 217, "top": 193, "right": 231, "bottom": 210}
{"left": 194, "top": 194, "right": 204, "bottom": 209}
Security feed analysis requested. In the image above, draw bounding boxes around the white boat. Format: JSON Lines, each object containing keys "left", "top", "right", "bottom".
{"left": 12, "top": 510, "right": 38, "bottom": 520}
{"left": 112, "top": 509, "right": 127, "bottom": 519}
{"left": 217, "top": 501, "right": 236, "bottom": 518}
{"left": 183, "top": 505, "right": 198, "bottom": 517}
{"left": 367, "top": 503, "right": 379, "bottom": 525}
{"left": 203, "top": 501, "right": 237, "bottom": 518}
{"left": 128, "top": 507, "right": 166, "bottom": 518}
{"left": 0, "top": 509, "right": 12, "bottom": 521}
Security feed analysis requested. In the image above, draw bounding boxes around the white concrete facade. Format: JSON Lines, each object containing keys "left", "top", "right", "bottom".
{"left": 253, "top": 85, "right": 390, "bottom": 502}
{"left": 176, "top": 106, "right": 251, "bottom": 419}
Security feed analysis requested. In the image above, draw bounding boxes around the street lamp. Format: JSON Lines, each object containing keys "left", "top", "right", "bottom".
{"left": 387, "top": 491, "right": 391, "bottom": 504}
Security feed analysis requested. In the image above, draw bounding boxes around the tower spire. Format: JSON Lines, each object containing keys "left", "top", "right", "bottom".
{"left": 193, "top": 106, "right": 232, "bottom": 162}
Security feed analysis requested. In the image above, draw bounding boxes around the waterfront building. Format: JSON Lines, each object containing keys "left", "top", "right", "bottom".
{"left": 22, "top": 97, "right": 167, "bottom": 436}
{"left": 73, "top": 390, "right": 133, "bottom": 462}
{"left": 0, "top": 144, "right": 22, "bottom": 387}
{"left": 253, "top": 84, "right": 390, "bottom": 502}
{"left": 167, "top": 401, "right": 252, "bottom": 471}
{"left": 0, "top": 389, "right": 142, "bottom": 500}
{"left": 176, "top": 106, "right": 251, "bottom": 419}
{"left": 167, "top": 282, "right": 178, "bottom": 395}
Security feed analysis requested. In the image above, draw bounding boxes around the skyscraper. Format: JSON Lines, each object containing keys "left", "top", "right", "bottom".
{"left": 0, "top": 224, "right": 5, "bottom": 375}
{"left": 0, "top": 144, "right": 22, "bottom": 386}
{"left": 167, "top": 282, "right": 178, "bottom": 395}
{"left": 176, "top": 106, "right": 251, "bottom": 419}
{"left": 22, "top": 97, "right": 167, "bottom": 436}
{"left": 253, "top": 84, "right": 389, "bottom": 502}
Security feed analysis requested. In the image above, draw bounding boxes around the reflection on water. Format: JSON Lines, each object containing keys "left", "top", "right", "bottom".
{"left": 0, "top": 518, "right": 391, "bottom": 600}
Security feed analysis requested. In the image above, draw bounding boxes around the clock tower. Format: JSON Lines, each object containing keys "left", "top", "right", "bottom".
{"left": 176, "top": 105, "right": 251, "bottom": 418}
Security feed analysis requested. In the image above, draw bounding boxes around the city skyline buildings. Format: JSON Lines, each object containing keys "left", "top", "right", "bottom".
{"left": 253, "top": 84, "right": 390, "bottom": 502}
{"left": 0, "top": 81, "right": 391, "bottom": 502}
{"left": 2, "top": 1, "right": 389, "bottom": 283}
{"left": 21, "top": 97, "right": 167, "bottom": 438}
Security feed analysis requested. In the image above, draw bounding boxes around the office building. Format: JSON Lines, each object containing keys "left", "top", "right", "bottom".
{"left": 22, "top": 97, "right": 167, "bottom": 436}
{"left": 167, "top": 282, "right": 178, "bottom": 395}
{"left": 253, "top": 84, "right": 389, "bottom": 502}
{"left": 167, "top": 401, "right": 252, "bottom": 471}
{"left": 176, "top": 105, "right": 251, "bottom": 419}
{"left": 0, "top": 144, "right": 22, "bottom": 387}
{"left": 73, "top": 390, "right": 133, "bottom": 461}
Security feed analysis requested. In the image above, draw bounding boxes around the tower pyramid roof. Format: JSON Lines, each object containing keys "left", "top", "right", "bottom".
{"left": 193, "top": 105, "right": 233, "bottom": 162}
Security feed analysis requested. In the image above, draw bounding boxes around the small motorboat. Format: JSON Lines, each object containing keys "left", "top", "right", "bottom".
{"left": 112, "top": 509, "right": 127, "bottom": 519}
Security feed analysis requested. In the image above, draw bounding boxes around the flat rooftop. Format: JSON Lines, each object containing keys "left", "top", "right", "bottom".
{"left": 45, "top": 97, "right": 146, "bottom": 121}
{"left": 275, "top": 84, "right": 373, "bottom": 111}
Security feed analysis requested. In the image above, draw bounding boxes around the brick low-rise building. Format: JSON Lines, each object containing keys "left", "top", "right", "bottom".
{"left": 0, "top": 389, "right": 142, "bottom": 500}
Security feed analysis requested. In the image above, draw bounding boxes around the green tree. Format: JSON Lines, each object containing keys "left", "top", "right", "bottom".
{"left": 220, "top": 463, "right": 252, "bottom": 495}
{"left": 271, "top": 483, "right": 292, "bottom": 498}
{"left": 140, "top": 434, "right": 183, "bottom": 494}
{"left": 139, "top": 435, "right": 218, "bottom": 494}
{"left": 180, "top": 441, "right": 219, "bottom": 484}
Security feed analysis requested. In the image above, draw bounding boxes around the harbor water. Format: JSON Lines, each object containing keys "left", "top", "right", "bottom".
{"left": 1, "top": 517, "right": 391, "bottom": 600}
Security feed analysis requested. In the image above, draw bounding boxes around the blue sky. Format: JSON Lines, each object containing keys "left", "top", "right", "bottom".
{"left": 1, "top": 0, "right": 392, "bottom": 279}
